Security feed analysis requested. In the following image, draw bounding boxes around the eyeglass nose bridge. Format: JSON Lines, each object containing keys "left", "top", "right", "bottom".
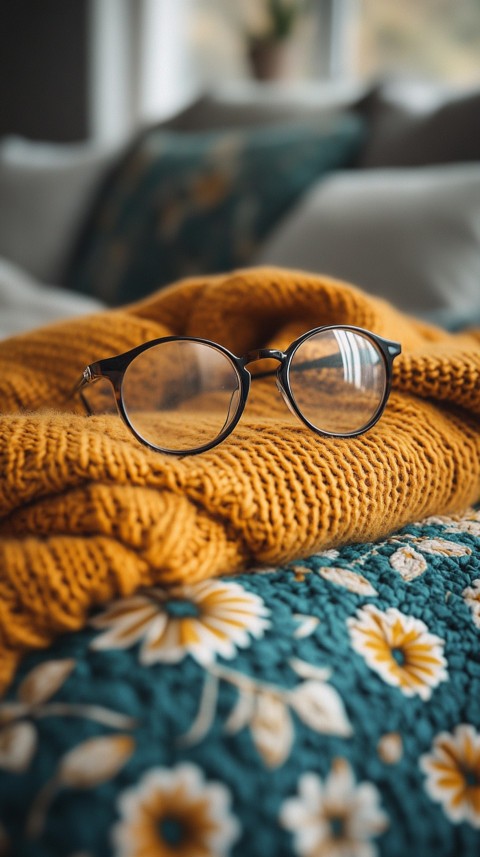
{"left": 241, "top": 347, "right": 286, "bottom": 368}
{"left": 241, "top": 347, "right": 300, "bottom": 421}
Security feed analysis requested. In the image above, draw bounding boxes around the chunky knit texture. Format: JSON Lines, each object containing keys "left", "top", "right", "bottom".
{"left": 0, "top": 267, "right": 479, "bottom": 693}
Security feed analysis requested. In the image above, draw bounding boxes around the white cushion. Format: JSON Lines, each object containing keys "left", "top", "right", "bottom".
{"left": 255, "top": 164, "right": 480, "bottom": 317}
{"left": 0, "top": 257, "right": 104, "bottom": 339}
{"left": 0, "top": 137, "right": 117, "bottom": 283}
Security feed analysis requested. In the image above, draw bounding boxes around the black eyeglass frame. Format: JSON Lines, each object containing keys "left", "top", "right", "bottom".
{"left": 74, "top": 325, "right": 401, "bottom": 456}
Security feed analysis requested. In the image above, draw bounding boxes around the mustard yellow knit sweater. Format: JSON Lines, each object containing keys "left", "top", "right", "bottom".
{"left": 0, "top": 267, "right": 479, "bottom": 693}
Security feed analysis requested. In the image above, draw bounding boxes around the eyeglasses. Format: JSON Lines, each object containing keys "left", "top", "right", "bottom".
{"left": 74, "top": 326, "right": 401, "bottom": 455}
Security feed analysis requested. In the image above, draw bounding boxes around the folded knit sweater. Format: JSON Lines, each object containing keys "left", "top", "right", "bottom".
{"left": 0, "top": 267, "right": 479, "bottom": 693}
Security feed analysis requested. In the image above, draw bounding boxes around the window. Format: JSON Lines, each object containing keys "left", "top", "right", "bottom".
{"left": 348, "top": 0, "right": 480, "bottom": 84}
{"left": 88, "top": 0, "right": 480, "bottom": 144}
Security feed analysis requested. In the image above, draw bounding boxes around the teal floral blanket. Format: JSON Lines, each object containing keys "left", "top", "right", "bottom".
{"left": 0, "top": 509, "right": 479, "bottom": 856}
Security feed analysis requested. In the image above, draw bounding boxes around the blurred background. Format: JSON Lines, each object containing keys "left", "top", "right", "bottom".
{"left": 0, "top": 0, "right": 479, "bottom": 336}
{"left": 1, "top": 0, "right": 480, "bottom": 144}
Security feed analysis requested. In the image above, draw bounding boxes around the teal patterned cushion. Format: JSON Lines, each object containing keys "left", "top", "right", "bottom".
{"left": 66, "top": 116, "right": 365, "bottom": 305}
{"left": 0, "top": 508, "right": 479, "bottom": 856}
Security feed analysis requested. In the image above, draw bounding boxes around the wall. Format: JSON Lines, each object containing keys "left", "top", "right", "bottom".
{"left": 0, "top": 0, "right": 88, "bottom": 142}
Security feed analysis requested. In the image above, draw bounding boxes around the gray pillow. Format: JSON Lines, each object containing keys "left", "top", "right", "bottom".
{"left": 164, "top": 83, "right": 366, "bottom": 132}
{"left": 0, "top": 137, "right": 117, "bottom": 283}
{"left": 255, "top": 164, "right": 480, "bottom": 318}
{"left": 359, "top": 82, "right": 480, "bottom": 168}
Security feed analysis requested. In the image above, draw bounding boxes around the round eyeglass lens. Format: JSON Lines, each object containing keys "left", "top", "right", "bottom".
{"left": 288, "top": 328, "right": 387, "bottom": 435}
{"left": 121, "top": 340, "right": 242, "bottom": 452}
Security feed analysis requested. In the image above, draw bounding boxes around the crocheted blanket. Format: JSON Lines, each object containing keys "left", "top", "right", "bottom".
{"left": 0, "top": 267, "right": 479, "bottom": 694}
{"left": 1, "top": 508, "right": 480, "bottom": 855}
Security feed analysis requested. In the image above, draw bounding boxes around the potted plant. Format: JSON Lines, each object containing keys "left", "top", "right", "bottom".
{"left": 247, "top": 0, "right": 312, "bottom": 80}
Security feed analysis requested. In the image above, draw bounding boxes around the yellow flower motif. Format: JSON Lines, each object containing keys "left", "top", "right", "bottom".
{"left": 347, "top": 605, "right": 448, "bottom": 700}
{"left": 280, "top": 757, "right": 388, "bottom": 857}
{"left": 420, "top": 724, "right": 480, "bottom": 828}
{"left": 90, "top": 580, "right": 270, "bottom": 666}
{"left": 113, "top": 763, "right": 240, "bottom": 857}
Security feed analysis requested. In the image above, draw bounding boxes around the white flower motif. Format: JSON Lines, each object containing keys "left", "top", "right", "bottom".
{"left": 347, "top": 605, "right": 448, "bottom": 700}
{"left": 463, "top": 579, "right": 480, "bottom": 629}
{"left": 249, "top": 692, "right": 294, "bottom": 769}
{"left": 280, "top": 758, "right": 388, "bottom": 857}
{"left": 317, "top": 566, "right": 378, "bottom": 596}
{"left": 420, "top": 724, "right": 480, "bottom": 828}
{"left": 287, "top": 681, "right": 352, "bottom": 738}
{"left": 313, "top": 549, "right": 340, "bottom": 561}
{"left": 389, "top": 546, "right": 427, "bottom": 582}
{"left": 0, "top": 721, "right": 36, "bottom": 773}
{"left": 377, "top": 733, "right": 403, "bottom": 765}
{"left": 90, "top": 580, "right": 270, "bottom": 666}
{"left": 292, "top": 614, "right": 320, "bottom": 638}
{"left": 412, "top": 538, "right": 471, "bottom": 558}
{"left": 389, "top": 535, "right": 472, "bottom": 572}
{"left": 113, "top": 763, "right": 240, "bottom": 857}
{"left": 423, "top": 509, "right": 480, "bottom": 537}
